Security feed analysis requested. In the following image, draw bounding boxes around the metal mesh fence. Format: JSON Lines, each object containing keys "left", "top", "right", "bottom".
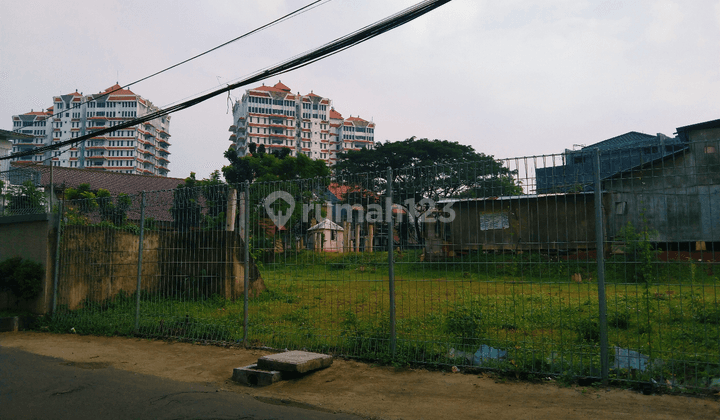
{"left": 0, "top": 167, "right": 48, "bottom": 216}
{"left": 14, "top": 137, "right": 719, "bottom": 391}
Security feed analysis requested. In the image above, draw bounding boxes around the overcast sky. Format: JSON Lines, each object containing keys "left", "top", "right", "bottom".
{"left": 1, "top": 0, "right": 719, "bottom": 180}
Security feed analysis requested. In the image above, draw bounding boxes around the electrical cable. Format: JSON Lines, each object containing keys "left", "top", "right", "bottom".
{"left": 2, "top": 0, "right": 452, "bottom": 162}
{"left": 9, "top": 0, "right": 329, "bottom": 133}
{"left": 3, "top": 0, "right": 332, "bottom": 171}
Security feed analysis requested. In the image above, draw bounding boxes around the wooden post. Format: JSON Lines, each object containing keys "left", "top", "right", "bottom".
{"left": 367, "top": 223, "right": 374, "bottom": 253}
{"left": 355, "top": 224, "right": 361, "bottom": 252}
{"left": 343, "top": 221, "right": 351, "bottom": 252}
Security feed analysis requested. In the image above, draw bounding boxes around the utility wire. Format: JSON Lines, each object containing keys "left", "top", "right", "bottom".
{"left": 122, "top": 0, "right": 328, "bottom": 93}
{"left": 3, "top": 0, "right": 452, "bottom": 161}
{"left": 9, "top": 0, "right": 329, "bottom": 133}
{"left": 4, "top": 0, "right": 330, "bottom": 171}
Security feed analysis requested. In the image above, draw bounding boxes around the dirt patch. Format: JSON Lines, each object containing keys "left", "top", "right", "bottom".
{"left": 1, "top": 331, "right": 718, "bottom": 420}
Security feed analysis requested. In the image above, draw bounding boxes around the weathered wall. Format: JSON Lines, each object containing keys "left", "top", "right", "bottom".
{"left": 445, "top": 194, "right": 598, "bottom": 253}
{"left": 0, "top": 214, "right": 56, "bottom": 314}
{"left": 57, "top": 228, "right": 264, "bottom": 310}
{"left": 58, "top": 226, "right": 161, "bottom": 310}
{"left": 156, "top": 231, "right": 265, "bottom": 301}
{"left": 605, "top": 133, "right": 720, "bottom": 243}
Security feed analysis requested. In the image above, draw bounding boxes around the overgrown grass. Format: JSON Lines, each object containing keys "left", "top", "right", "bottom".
{"left": 38, "top": 249, "right": 720, "bottom": 390}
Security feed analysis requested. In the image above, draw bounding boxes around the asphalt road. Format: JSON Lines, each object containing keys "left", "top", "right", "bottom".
{"left": 0, "top": 347, "right": 363, "bottom": 420}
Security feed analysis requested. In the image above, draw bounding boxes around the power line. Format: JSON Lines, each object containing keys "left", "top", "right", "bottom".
{"left": 4, "top": 0, "right": 331, "bottom": 171}
{"left": 122, "top": 0, "right": 330, "bottom": 93}
{"left": 3, "top": 0, "right": 452, "bottom": 162}
{"left": 9, "top": 0, "right": 329, "bottom": 133}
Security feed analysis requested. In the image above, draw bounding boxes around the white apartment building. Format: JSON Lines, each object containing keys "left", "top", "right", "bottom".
{"left": 228, "top": 81, "right": 374, "bottom": 165}
{"left": 10, "top": 84, "right": 171, "bottom": 176}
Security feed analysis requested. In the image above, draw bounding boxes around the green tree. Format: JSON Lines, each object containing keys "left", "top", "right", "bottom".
{"left": 335, "top": 138, "right": 522, "bottom": 246}
{"left": 96, "top": 189, "right": 132, "bottom": 226}
{"left": 221, "top": 147, "right": 331, "bottom": 259}
{"left": 65, "top": 183, "right": 98, "bottom": 214}
{"left": 169, "top": 171, "right": 236, "bottom": 231}
{"left": 65, "top": 184, "right": 132, "bottom": 227}
{"left": 200, "top": 170, "right": 228, "bottom": 230}
{"left": 7, "top": 180, "right": 47, "bottom": 215}
{"left": 170, "top": 173, "right": 203, "bottom": 231}
{"left": 222, "top": 147, "right": 330, "bottom": 185}
{"left": 335, "top": 137, "right": 522, "bottom": 199}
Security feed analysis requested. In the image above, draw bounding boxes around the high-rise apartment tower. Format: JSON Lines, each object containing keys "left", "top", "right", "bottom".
{"left": 10, "top": 84, "right": 171, "bottom": 176}
{"left": 228, "top": 81, "right": 374, "bottom": 165}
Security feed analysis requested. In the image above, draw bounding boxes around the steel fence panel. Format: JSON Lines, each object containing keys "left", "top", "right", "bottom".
{"left": 0, "top": 167, "right": 48, "bottom": 216}
{"left": 37, "top": 136, "right": 720, "bottom": 391}
{"left": 600, "top": 137, "right": 720, "bottom": 390}
{"left": 51, "top": 191, "right": 145, "bottom": 335}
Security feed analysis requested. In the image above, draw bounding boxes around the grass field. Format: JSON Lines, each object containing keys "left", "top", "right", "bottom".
{"left": 41, "top": 249, "right": 720, "bottom": 389}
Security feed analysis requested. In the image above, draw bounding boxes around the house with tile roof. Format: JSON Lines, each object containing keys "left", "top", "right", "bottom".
{"left": 228, "top": 81, "right": 375, "bottom": 166}
{"left": 9, "top": 84, "right": 171, "bottom": 177}
{"left": 10, "top": 163, "right": 185, "bottom": 222}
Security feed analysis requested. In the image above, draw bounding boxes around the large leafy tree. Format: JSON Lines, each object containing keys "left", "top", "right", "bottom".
{"left": 335, "top": 138, "right": 522, "bottom": 246}
{"left": 221, "top": 147, "right": 331, "bottom": 259}
{"left": 169, "top": 171, "right": 234, "bottom": 231}
{"left": 335, "top": 137, "right": 521, "bottom": 200}
{"left": 222, "top": 147, "right": 330, "bottom": 184}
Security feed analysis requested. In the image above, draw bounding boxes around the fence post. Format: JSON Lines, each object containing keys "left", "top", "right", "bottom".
{"left": 52, "top": 200, "right": 63, "bottom": 314}
{"left": 593, "top": 149, "right": 609, "bottom": 384}
{"left": 135, "top": 191, "right": 146, "bottom": 332}
{"left": 387, "top": 167, "right": 396, "bottom": 358}
{"left": 243, "top": 181, "right": 250, "bottom": 348}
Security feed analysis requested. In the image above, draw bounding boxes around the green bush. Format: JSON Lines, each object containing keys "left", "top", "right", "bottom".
{"left": 575, "top": 318, "right": 599, "bottom": 342}
{"left": 615, "top": 222, "right": 657, "bottom": 284}
{"left": 0, "top": 257, "right": 44, "bottom": 301}
{"left": 445, "top": 301, "right": 483, "bottom": 345}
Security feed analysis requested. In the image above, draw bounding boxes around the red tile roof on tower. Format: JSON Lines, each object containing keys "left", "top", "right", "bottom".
{"left": 23, "top": 111, "right": 50, "bottom": 116}
{"left": 273, "top": 81, "right": 291, "bottom": 91}
{"left": 252, "top": 81, "right": 292, "bottom": 93}
{"left": 306, "top": 92, "right": 323, "bottom": 98}
{"left": 346, "top": 116, "right": 369, "bottom": 123}
{"left": 329, "top": 109, "right": 343, "bottom": 119}
{"left": 96, "top": 84, "right": 137, "bottom": 100}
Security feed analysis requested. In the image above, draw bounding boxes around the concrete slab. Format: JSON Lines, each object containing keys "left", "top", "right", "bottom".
{"left": 256, "top": 350, "right": 333, "bottom": 373}
{"left": 232, "top": 364, "right": 283, "bottom": 387}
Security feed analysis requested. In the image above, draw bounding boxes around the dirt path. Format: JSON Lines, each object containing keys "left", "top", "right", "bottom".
{"left": 1, "top": 331, "right": 718, "bottom": 420}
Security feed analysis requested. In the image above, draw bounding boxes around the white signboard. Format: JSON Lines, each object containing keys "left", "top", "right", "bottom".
{"left": 479, "top": 213, "right": 509, "bottom": 231}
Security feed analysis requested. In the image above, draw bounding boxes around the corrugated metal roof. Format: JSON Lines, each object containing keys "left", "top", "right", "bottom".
{"left": 580, "top": 131, "right": 656, "bottom": 152}
{"left": 536, "top": 132, "right": 688, "bottom": 194}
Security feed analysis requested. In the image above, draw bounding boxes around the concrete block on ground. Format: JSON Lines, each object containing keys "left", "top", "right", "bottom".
{"left": 232, "top": 364, "right": 283, "bottom": 387}
{"left": 256, "top": 350, "right": 333, "bottom": 373}
{"left": 0, "top": 316, "right": 19, "bottom": 332}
